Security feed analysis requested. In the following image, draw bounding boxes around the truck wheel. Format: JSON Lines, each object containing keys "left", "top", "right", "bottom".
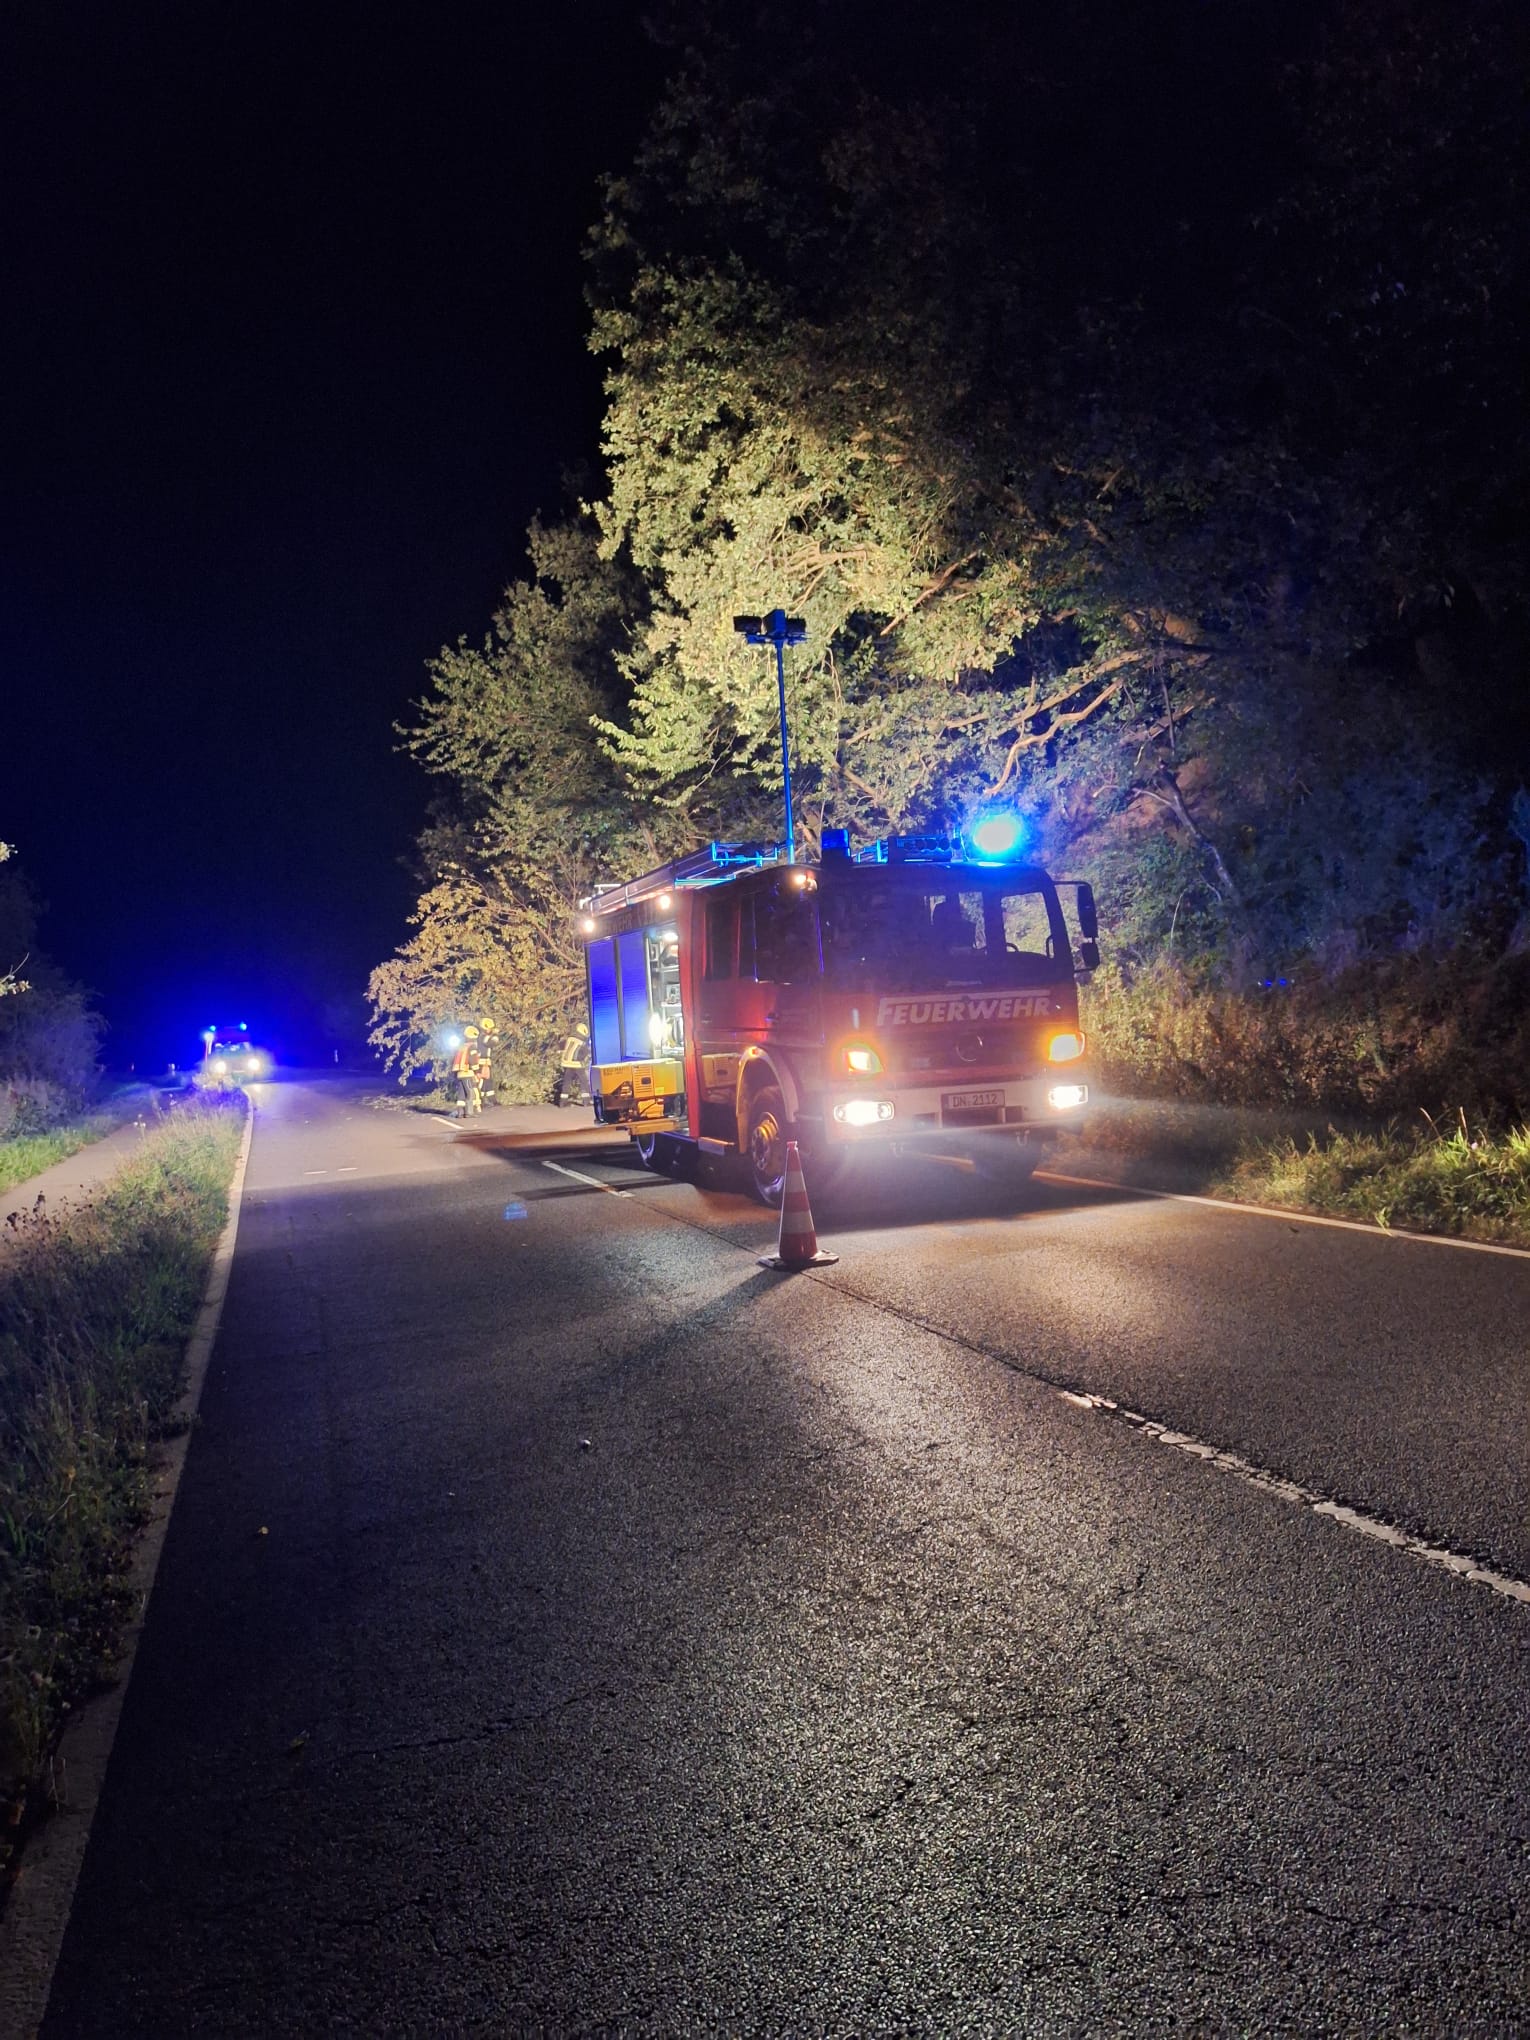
{"left": 745, "top": 1085, "right": 788, "bottom": 1206}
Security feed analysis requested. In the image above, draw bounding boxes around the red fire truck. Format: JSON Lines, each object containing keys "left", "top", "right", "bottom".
{"left": 577, "top": 826, "right": 1099, "bottom": 1204}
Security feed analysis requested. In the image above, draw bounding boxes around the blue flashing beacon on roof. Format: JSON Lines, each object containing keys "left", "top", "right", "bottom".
{"left": 966, "top": 812, "right": 1026, "bottom": 861}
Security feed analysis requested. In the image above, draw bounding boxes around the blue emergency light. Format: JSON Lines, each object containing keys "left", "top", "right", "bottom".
{"left": 965, "top": 812, "right": 1026, "bottom": 861}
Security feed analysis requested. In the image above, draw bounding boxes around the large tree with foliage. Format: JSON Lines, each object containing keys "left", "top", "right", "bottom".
{"left": 588, "top": 66, "right": 1230, "bottom": 853}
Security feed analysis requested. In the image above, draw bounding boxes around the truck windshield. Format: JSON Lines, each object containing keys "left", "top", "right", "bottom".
{"left": 819, "top": 874, "right": 1066, "bottom": 992}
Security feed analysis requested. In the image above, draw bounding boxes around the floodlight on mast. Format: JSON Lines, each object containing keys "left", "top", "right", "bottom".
{"left": 732, "top": 608, "right": 807, "bottom": 861}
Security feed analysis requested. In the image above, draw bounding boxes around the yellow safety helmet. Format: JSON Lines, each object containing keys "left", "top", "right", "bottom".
{"left": 464, "top": 1025, "right": 479, "bottom": 1039}
{"left": 479, "top": 1015, "right": 497, "bottom": 1032}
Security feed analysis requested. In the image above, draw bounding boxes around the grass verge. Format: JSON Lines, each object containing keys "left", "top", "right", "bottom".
{"left": 1056, "top": 1098, "right": 1530, "bottom": 1247}
{"left": 0, "top": 1092, "right": 246, "bottom": 1872}
{"left": 1217, "top": 1114, "right": 1530, "bottom": 1247}
{"left": 0, "top": 1112, "right": 125, "bottom": 1198}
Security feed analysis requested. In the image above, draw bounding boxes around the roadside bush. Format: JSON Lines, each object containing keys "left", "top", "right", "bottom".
{"left": 0, "top": 868, "right": 102, "bottom": 1131}
{"left": 0, "top": 1094, "right": 244, "bottom": 1846}
{"left": 0, "top": 1076, "right": 77, "bottom": 1140}
{"left": 1085, "top": 947, "right": 1530, "bottom": 1122}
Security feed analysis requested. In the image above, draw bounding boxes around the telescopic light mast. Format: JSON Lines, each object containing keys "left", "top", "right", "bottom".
{"left": 733, "top": 608, "right": 807, "bottom": 861}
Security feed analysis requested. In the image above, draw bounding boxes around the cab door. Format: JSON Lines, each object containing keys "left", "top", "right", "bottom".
{"left": 693, "top": 876, "right": 823, "bottom": 1134}
{"left": 748, "top": 878, "right": 824, "bottom": 1052}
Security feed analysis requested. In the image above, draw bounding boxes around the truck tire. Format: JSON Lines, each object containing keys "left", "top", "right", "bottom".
{"left": 744, "top": 1085, "right": 789, "bottom": 1206}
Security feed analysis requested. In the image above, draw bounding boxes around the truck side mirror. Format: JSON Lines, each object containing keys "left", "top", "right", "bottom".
{"left": 1077, "top": 938, "right": 1100, "bottom": 974}
{"left": 1077, "top": 882, "right": 1098, "bottom": 942}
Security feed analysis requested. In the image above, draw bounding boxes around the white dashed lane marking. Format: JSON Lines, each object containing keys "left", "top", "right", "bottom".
{"left": 541, "top": 1160, "right": 633, "bottom": 1198}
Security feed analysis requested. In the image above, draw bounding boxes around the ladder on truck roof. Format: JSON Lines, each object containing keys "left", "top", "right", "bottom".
{"left": 583, "top": 840, "right": 788, "bottom": 919}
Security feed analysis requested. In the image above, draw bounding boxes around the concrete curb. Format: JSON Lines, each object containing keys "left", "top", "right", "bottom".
{"left": 0, "top": 1096, "right": 258, "bottom": 2040}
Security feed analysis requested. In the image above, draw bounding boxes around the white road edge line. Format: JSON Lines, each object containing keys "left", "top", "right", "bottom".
{"left": 541, "top": 1159, "right": 632, "bottom": 1198}
{"left": 0, "top": 1096, "right": 259, "bottom": 2040}
{"left": 1058, "top": 1389, "right": 1530, "bottom": 1608}
{"left": 1039, "top": 1169, "right": 1530, "bottom": 1262}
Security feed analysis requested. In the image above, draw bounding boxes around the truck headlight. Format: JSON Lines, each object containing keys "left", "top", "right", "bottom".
{"left": 1046, "top": 1030, "right": 1085, "bottom": 1063}
{"left": 844, "top": 1042, "right": 883, "bottom": 1075}
{"left": 833, "top": 1098, "right": 895, "bottom": 1126}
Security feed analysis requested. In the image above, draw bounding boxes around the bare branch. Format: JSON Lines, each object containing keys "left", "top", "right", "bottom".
{"left": 1152, "top": 765, "right": 1247, "bottom": 915}
{"left": 989, "top": 675, "right": 1132, "bottom": 793}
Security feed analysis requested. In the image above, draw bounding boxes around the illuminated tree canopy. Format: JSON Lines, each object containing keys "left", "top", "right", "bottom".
{"left": 373, "top": 0, "right": 1530, "bottom": 1094}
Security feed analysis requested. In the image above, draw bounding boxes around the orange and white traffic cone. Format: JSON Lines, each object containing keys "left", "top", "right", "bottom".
{"left": 759, "top": 1140, "right": 839, "bottom": 1270}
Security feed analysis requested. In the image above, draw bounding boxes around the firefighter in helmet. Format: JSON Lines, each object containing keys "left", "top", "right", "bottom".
{"left": 473, "top": 1015, "right": 498, "bottom": 1109}
{"left": 552, "top": 1021, "right": 590, "bottom": 1107}
{"left": 449, "top": 1025, "right": 480, "bottom": 1118}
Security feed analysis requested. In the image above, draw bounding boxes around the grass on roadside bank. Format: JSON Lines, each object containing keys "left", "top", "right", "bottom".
{"left": 1057, "top": 1098, "right": 1530, "bottom": 1248}
{"left": 0, "top": 1093, "right": 246, "bottom": 1869}
{"left": 1218, "top": 1114, "right": 1530, "bottom": 1247}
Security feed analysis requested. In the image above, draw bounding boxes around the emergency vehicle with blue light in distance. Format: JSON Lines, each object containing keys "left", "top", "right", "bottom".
{"left": 576, "top": 822, "right": 1100, "bottom": 1205}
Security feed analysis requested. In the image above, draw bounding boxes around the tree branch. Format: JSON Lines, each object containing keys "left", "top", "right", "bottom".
{"left": 989, "top": 675, "right": 1131, "bottom": 792}
{"left": 876, "top": 551, "right": 983, "bottom": 636}
{"left": 1151, "top": 765, "right": 1247, "bottom": 918}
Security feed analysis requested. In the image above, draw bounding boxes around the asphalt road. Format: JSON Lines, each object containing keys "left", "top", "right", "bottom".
{"left": 41, "top": 1078, "right": 1530, "bottom": 2032}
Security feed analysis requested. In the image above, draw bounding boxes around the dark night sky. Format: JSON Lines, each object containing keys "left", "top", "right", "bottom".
{"left": 2, "top": 2, "right": 663, "bottom": 1066}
